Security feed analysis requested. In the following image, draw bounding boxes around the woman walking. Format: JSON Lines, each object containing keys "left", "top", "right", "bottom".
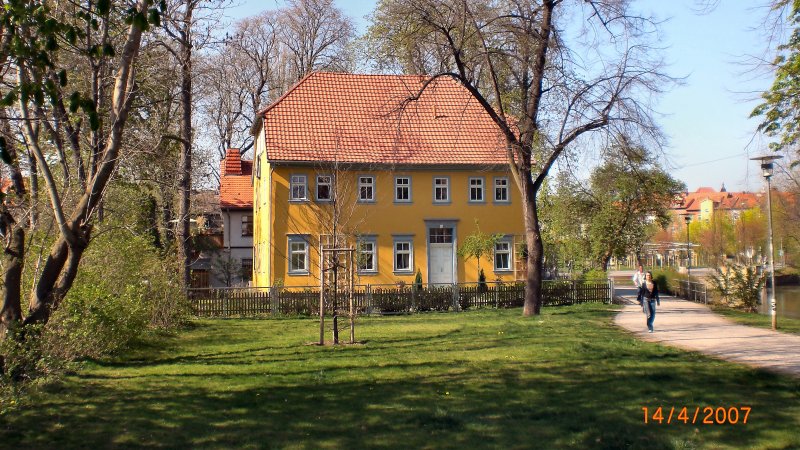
{"left": 639, "top": 271, "right": 660, "bottom": 333}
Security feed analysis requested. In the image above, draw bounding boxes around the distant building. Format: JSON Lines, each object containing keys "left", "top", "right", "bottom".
{"left": 671, "top": 185, "right": 763, "bottom": 223}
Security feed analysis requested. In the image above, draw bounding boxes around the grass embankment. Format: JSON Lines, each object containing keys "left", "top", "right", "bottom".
{"left": 2, "top": 305, "right": 799, "bottom": 449}
{"left": 710, "top": 305, "right": 800, "bottom": 335}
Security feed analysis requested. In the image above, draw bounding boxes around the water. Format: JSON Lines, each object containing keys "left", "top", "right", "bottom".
{"left": 759, "top": 285, "right": 800, "bottom": 320}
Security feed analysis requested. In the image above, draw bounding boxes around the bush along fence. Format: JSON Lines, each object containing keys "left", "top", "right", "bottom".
{"left": 187, "top": 280, "right": 613, "bottom": 318}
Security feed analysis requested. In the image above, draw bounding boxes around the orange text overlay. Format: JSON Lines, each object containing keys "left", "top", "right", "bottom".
{"left": 642, "top": 406, "right": 751, "bottom": 425}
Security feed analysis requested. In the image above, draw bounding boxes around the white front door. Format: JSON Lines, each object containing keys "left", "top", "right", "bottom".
{"left": 429, "top": 227, "right": 454, "bottom": 285}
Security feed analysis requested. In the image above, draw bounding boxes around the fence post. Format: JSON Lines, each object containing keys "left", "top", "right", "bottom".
{"left": 366, "top": 284, "right": 373, "bottom": 315}
{"left": 452, "top": 283, "right": 459, "bottom": 312}
{"left": 608, "top": 277, "right": 614, "bottom": 304}
{"left": 268, "top": 287, "right": 275, "bottom": 316}
{"left": 494, "top": 282, "right": 499, "bottom": 309}
{"left": 572, "top": 280, "right": 577, "bottom": 305}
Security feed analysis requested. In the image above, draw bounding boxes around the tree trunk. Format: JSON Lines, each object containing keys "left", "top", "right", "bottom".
{"left": 0, "top": 221, "right": 25, "bottom": 340}
{"left": 521, "top": 172, "right": 543, "bottom": 316}
{"left": 27, "top": 151, "right": 38, "bottom": 228}
{"left": 177, "top": 7, "right": 194, "bottom": 290}
{"left": 600, "top": 252, "right": 612, "bottom": 272}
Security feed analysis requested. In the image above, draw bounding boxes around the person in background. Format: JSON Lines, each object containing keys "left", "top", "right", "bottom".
{"left": 632, "top": 264, "right": 645, "bottom": 302}
{"left": 639, "top": 271, "right": 660, "bottom": 333}
{"left": 632, "top": 264, "right": 645, "bottom": 288}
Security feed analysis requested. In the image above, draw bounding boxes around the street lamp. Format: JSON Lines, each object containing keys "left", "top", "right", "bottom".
{"left": 750, "top": 154, "right": 783, "bottom": 330}
{"left": 683, "top": 214, "right": 692, "bottom": 279}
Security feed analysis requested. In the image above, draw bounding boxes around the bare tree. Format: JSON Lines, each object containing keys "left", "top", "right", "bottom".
{"left": 196, "top": 11, "right": 281, "bottom": 162}
{"left": 157, "top": 0, "right": 228, "bottom": 289}
{"left": 369, "top": 0, "right": 672, "bottom": 315}
{"left": 280, "top": 0, "right": 356, "bottom": 79}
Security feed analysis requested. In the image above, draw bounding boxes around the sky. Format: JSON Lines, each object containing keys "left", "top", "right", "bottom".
{"left": 223, "top": 0, "right": 782, "bottom": 193}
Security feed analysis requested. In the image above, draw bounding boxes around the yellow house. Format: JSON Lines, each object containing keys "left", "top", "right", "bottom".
{"left": 252, "top": 73, "right": 525, "bottom": 287}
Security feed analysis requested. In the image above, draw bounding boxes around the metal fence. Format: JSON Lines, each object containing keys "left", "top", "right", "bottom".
{"left": 672, "top": 280, "right": 709, "bottom": 304}
{"left": 187, "top": 280, "right": 613, "bottom": 318}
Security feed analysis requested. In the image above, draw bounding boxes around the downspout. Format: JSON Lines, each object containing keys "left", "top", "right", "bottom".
{"left": 267, "top": 165, "right": 274, "bottom": 286}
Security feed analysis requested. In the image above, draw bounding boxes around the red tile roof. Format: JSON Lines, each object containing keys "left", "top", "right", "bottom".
{"left": 672, "top": 188, "right": 764, "bottom": 215}
{"left": 220, "top": 149, "right": 253, "bottom": 210}
{"left": 260, "top": 72, "right": 511, "bottom": 165}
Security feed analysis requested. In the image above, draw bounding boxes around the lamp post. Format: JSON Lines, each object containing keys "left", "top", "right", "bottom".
{"left": 750, "top": 154, "right": 783, "bottom": 330}
{"left": 684, "top": 214, "right": 691, "bottom": 279}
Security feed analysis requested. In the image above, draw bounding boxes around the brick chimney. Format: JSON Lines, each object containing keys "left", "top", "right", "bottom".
{"left": 221, "top": 148, "right": 242, "bottom": 176}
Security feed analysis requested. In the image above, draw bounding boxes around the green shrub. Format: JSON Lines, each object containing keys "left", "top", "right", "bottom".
{"left": 710, "top": 264, "right": 765, "bottom": 312}
{"left": 478, "top": 268, "right": 487, "bottom": 293}
{"left": 582, "top": 269, "right": 608, "bottom": 282}
{"left": 414, "top": 270, "right": 423, "bottom": 291}
{"left": 46, "top": 284, "right": 149, "bottom": 361}
{"left": 650, "top": 267, "right": 682, "bottom": 294}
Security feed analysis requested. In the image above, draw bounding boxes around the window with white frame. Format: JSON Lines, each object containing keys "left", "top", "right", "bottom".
{"left": 359, "top": 176, "right": 375, "bottom": 202}
{"left": 495, "top": 177, "right": 509, "bottom": 202}
{"left": 240, "top": 258, "right": 253, "bottom": 282}
{"left": 316, "top": 175, "right": 332, "bottom": 201}
{"left": 288, "top": 236, "right": 308, "bottom": 274}
{"left": 469, "top": 177, "right": 484, "bottom": 202}
{"left": 241, "top": 215, "right": 254, "bottom": 237}
{"left": 494, "top": 240, "right": 512, "bottom": 271}
{"left": 358, "top": 238, "right": 377, "bottom": 273}
{"left": 395, "top": 177, "right": 411, "bottom": 202}
{"left": 393, "top": 239, "right": 413, "bottom": 272}
{"left": 433, "top": 177, "right": 449, "bottom": 203}
{"left": 290, "top": 175, "right": 307, "bottom": 201}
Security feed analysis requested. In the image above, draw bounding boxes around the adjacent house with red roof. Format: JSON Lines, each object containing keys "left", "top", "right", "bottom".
{"left": 218, "top": 148, "right": 254, "bottom": 286}
{"left": 251, "top": 72, "right": 524, "bottom": 287}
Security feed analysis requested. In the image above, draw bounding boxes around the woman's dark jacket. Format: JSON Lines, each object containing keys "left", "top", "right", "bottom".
{"left": 638, "top": 283, "right": 660, "bottom": 304}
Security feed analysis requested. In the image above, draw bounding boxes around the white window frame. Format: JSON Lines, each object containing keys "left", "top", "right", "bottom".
{"left": 289, "top": 174, "right": 307, "bottom": 201}
{"left": 494, "top": 177, "right": 510, "bottom": 203}
{"left": 393, "top": 238, "right": 413, "bottom": 273}
{"left": 358, "top": 175, "right": 375, "bottom": 203}
{"left": 357, "top": 237, "right": 378, "bottom": 274}
{"left": 469, "top": 177, "right": 485, "bottom": 203}
{"left": 494, "top": 240, "right": 512, "bottom": 272}
{"left": 395, "top": 176, "right": 411, "bottom": 203}
{"left": 433, "top": 177, "right": 449, "bottom": 203}
{"left": 316, "top": 174, "right": 332, "bottom": 202}
{"left": 240, "top": 258, "right": 253, "bottom": 282}
{"left": 288, "top": 236, "right": 309, "bottom": 275}
{"left": 241, "top": 215, "right": 254, "bottom": 237}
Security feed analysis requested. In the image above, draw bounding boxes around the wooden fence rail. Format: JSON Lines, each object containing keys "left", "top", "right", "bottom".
{"left": 187, "top": 280, "right": 612, "bottom": 318}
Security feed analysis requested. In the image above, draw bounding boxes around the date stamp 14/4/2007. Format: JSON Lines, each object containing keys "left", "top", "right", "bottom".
{"left": 642, "top": 406, "right": 751, "bottom": 425}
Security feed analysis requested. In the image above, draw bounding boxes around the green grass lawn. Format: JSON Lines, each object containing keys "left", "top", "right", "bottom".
{"left": 2, "top": 305, "right": 799, "bottom": 449}
{"left": 709, "top": 305, "right": 800, "bottom": 335}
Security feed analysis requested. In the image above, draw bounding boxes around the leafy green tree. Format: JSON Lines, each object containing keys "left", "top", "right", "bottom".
{"left": 693, "top": 212, "right": 735, "bottom": 267}
{"left": 0, "top": 0, "right": 160, "bottom": 373}
{"left": 752, "top": 1, "right": 800, "bottom": 161}
{"left": 551, "top": 147, "right": 685, "bottom": 271}
{"left": 458, "top": 220, "right": 503, "bottom": 280}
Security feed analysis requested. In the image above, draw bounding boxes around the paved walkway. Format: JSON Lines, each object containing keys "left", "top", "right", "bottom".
{"left": 614, "top": 288, "right": 800, "bottom": 377}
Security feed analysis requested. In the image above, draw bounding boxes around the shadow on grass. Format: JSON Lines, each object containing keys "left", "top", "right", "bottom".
{"left": 2, "top": 306, "right": 798, "bottom": 449}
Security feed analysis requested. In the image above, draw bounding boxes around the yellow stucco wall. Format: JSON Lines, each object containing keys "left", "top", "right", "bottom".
{"left": 699, "top": 198, "right": 714, "bottom": 222}
{"left": 253, "top": 132, "right": 271, "bottom": 287}
{"left": 253, "top": 162, "right": 526, "bottom": 287}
